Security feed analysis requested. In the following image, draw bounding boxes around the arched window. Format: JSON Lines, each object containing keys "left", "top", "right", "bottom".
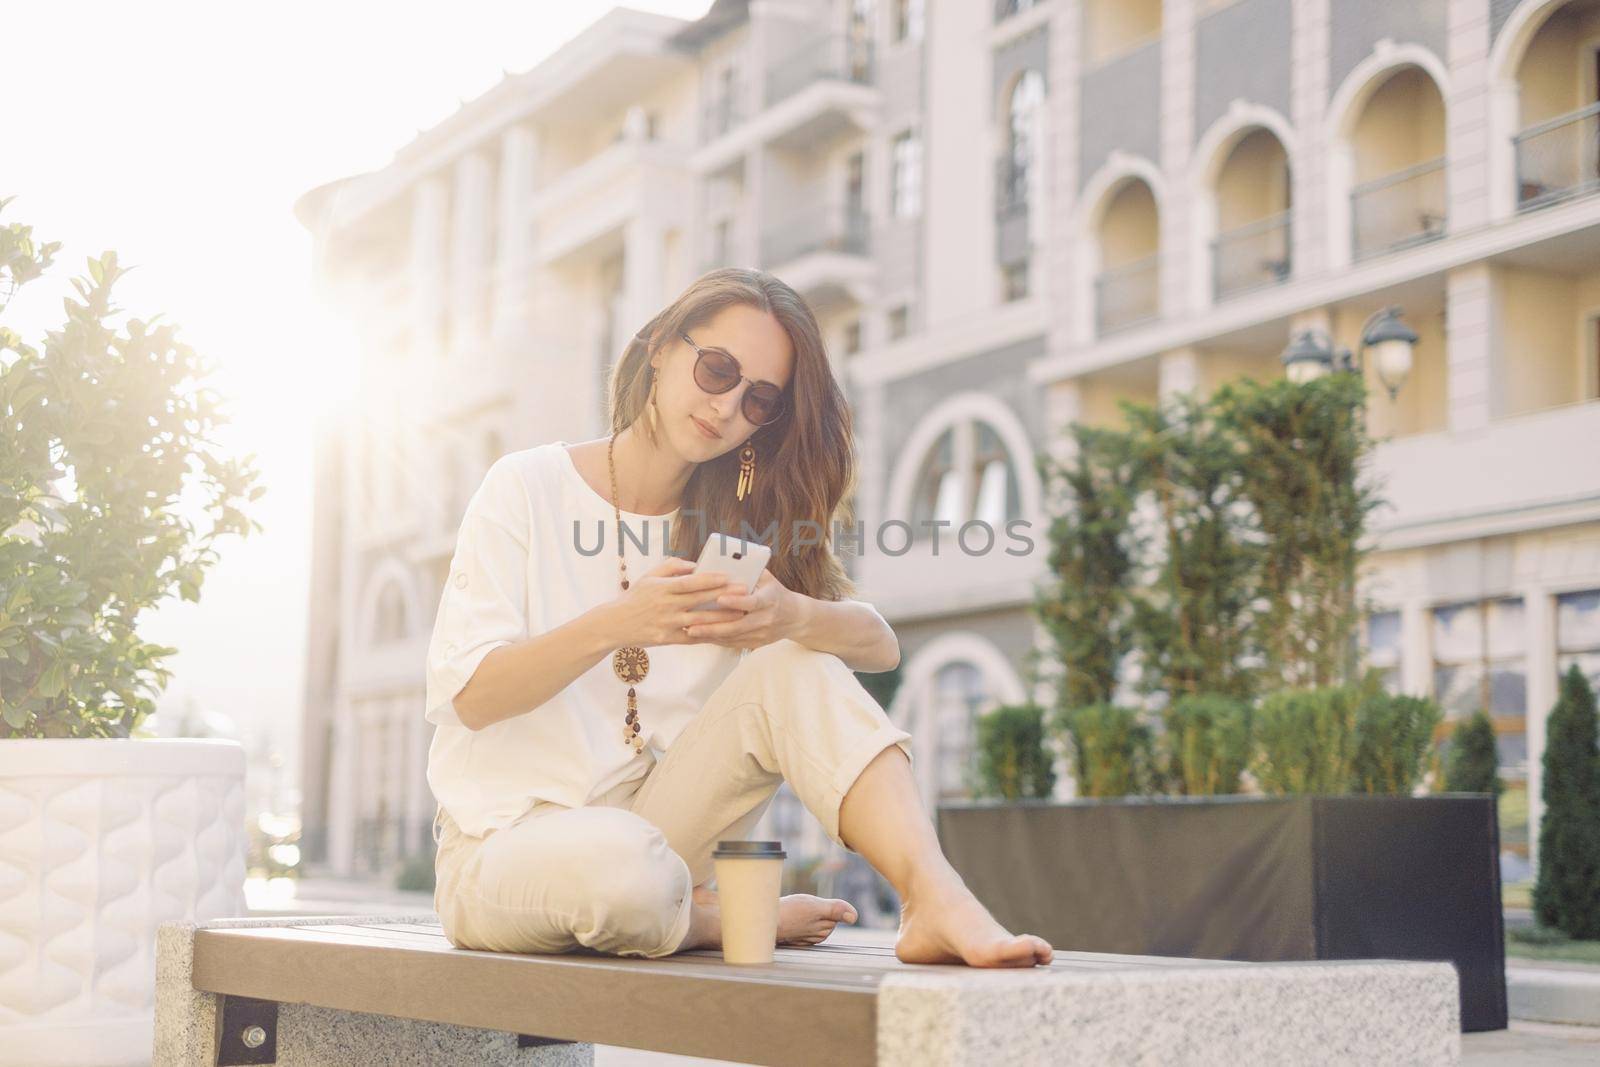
{"left": 908, "top": 420, "right": 1022, "bottom": 537}
{"left": 372, "top": 581, "right": 410, "bottom": 645}
{"left": 1004, "top": 69, "right": 1043, "bottom": 207}
{"left": 933, "top": 661, "right": 991, "bottom": 801}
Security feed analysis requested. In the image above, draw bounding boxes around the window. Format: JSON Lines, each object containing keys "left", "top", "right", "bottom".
{"left": 1432, "top": 597, "right": 1528, "bottom": 776}
{"left": 933, "top": 661, "right": 990, "bottom": 801}
{"left": 373, "top": 582, "right": 410, "bottom": 645}
{"left": 711, "top": 218, "right": 732, "bottom": 267}
{"left": 888, "top": 304, "right": 909, "bottom": 339}
{"left": 843, "top": 318, "right": 862, "bottom": 355}
{"left": 909, "top": 420, "right": 1022, "bottom": 534}
{"left": 1366, "top": 611, "right": 1402, "bottom": 693}
{"left": 1007, "top": 69, "right": 1046, "bottom": 183}
{"left": 893, "top": 0, "right": 924, "bottom": 42}
{"left": 1002, "top": 260, "right": 1030, "bottom": 301}
{"left": 1557, "top": 589, "right": 1600, "bottom": 692}
{"left": 892, "top": 130, "right": 923, "bottom": 219}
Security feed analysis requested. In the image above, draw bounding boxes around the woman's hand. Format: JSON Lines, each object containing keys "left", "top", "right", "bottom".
{"left": 682, "top": 569, "right": 806, "bottom": 652}
{"left": 604, "top": 557, "right": 746, "bottom": 648}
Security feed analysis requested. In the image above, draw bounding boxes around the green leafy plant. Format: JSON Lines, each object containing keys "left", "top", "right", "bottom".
{"left": 1533, "top": 665, "right": 1600, "bottom": 940}
{"left": 0, "top": 200, "right": 262, "bottom": 738}
{"left": 974, "top": 702, "right": 1057, "bottom": 801}
{"left": 1212, "top": 375, "right": 1381, "bottom": 691}
{"left": 1161, "top": 693, "right": 1254, "bottom": 795}
{"left": 1253, "top": 686, "right": 1360, "bottom": 795}
{"left": 1444, "top": 711, "right": 1502, "bottom": 795}
{"left": 1034, "top": 375, "right": 1382, "bottom": 767}
{"left": 1032, "top": 424, "right": 1142, "bottom": 708}
{"left": 1056, "top": 703, "right": 1152, "bottom": 798}
{"left": 1352, "top": 681, "right": 1443, "bottom": 795}
{"left": 1124, "top": 396, "right": 1259, "bottom": 703}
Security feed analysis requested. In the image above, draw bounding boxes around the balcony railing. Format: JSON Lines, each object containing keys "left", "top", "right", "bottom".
{"left": 760, "top": 200, "right": 870, "bottom": 268}
{"left": 1350, "top": 157, "right": 1446, "bottom": 261}
{"left": 766, "top": 34, "right": 874, "bottom": 107}
{"left": 1095, "top": 254, "right": 1159, "bottom": 335}
{"left": 1514, "top": 101, "right": 1600, "bottom": 211}
{"left": 994, "top": 0, "right": 1044, "bottom": 21}
{"left": 700, "top": 85, "right": 747, "bottom": 144}
{"left": 1211, "top": 210, "right": 1291, "bottom": 301}
{"left": 995, "top": 154, "right": 1029, "bottom": 219}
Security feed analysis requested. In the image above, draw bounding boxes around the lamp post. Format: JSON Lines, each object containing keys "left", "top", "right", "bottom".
{"left": 1279, "top": 306, "right": 1419, "bottom": 399}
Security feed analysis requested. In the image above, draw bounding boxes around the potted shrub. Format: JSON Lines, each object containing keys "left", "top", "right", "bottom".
{"left": 0, "top": 207, "right": 262, "bottom": 1065}
{"left": 939, "top": 378, "right": 1504, "bottom": 1031}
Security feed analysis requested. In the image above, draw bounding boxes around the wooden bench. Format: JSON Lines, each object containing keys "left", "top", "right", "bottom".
{"left": 154, "top": 914, "right": 1463, "bottom": 1066}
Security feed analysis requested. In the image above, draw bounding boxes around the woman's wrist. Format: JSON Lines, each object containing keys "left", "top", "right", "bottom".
{"left": 579, "top": 601, "right": 625, "bottom": 657}
{"left": 784, "top": 587, "right": 817, "bottom": 645}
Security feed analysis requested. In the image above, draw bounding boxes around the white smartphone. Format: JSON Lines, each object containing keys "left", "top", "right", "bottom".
{"left": 689, "top": 532, "right": 772, "bottom": 612}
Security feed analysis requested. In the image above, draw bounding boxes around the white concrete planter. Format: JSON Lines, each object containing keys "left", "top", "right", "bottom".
{"left": 0, "top": 738, "right": 247, "bottom": 1067}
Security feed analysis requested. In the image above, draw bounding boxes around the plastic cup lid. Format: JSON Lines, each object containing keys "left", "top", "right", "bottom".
{"left": 712, "top": 839, "right": 786, "bottom": 859}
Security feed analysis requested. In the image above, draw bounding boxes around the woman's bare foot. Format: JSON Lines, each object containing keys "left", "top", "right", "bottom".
{"left": 776, "top": 892, "right": 857, "bottom": 946}
{"left": 688, "top": 886, "right": 857, "bottom": 947}
{"left": 895, "top": 868, "right": 1052, "bottom": 967}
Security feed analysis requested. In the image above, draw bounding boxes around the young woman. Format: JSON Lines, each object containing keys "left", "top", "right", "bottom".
{"left": 424, "top": 267, "right": 1053, "bottom": 967}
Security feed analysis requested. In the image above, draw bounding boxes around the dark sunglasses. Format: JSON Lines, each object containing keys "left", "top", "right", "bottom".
{"left": 681, "top": 332, "right": 786, "bottom": 426}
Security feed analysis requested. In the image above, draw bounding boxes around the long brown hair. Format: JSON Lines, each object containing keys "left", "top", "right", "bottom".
{"left": 608, "top": 267, "right": 857, "bottom": 602}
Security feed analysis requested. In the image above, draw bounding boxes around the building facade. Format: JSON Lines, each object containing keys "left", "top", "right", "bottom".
{"left": 296, "top": 0, "right": 1600, "bottom": 906}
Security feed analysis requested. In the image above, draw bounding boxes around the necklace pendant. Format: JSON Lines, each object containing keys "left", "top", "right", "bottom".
{"left": 612, "top": 646, "right": 649, "bottom": 684}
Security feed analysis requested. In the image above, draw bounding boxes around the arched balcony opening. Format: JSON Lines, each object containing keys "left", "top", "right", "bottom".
{"left": 1095, "top": 178, "right": 1161, "bottom": 335}
{"left": 1347, "top": 65, "right": 1448, "bottom": 260}
{"left": 1210, "top": 128, "right": 1292, "bottom": 300}
{"left": 1511, "top": 0, "right": 1600, "bottom": 209}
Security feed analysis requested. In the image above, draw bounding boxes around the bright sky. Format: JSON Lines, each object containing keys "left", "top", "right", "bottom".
{"left": 3, "top": 1, "right": 711, "bottom": 807}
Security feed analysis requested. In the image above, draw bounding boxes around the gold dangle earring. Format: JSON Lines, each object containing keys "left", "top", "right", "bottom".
{"left": 736, "top": 441, "right": 756, "bottom": 501}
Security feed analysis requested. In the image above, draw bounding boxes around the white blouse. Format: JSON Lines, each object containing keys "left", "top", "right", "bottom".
{"left": 423, "top": 440, "right": 744, "bottom": 838}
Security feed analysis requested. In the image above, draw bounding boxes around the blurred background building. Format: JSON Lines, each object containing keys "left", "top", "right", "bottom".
{"left": 293, "top": 0, "right": 1600, "bottom": 909}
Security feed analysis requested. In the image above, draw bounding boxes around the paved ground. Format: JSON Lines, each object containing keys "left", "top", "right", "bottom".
{"left": 255, "top": 875, "right": 1600, "bottom": 1064}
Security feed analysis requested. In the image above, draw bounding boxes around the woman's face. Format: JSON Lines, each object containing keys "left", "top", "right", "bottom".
{"left": 650, "top": 303, "right": 795, "bottom": 459}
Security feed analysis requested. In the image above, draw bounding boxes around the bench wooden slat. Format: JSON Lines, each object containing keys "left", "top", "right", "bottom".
{"left": 192, "top": 924, "right": 878, "bottom": 1066}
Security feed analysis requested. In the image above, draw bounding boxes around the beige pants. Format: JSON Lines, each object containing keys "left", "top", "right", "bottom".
{"left": 431, "top": 637, "right": 914, "bottom": 959}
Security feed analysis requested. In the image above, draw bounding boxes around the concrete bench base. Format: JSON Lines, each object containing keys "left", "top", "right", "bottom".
{"left": 154, "top": 914, "right": 1461, "bottom": 1066}
{"left": 154, "top": 915, "right": 592, "bottom": 1067}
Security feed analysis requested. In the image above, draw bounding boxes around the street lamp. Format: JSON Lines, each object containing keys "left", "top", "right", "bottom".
{"left": 1278, "top": 306, "right": 1419, "bottom": 399}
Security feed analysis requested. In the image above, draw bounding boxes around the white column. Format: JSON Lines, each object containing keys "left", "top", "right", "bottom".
{"left": 1290, "top": 0, "right": 1331, "bottom": 274}
{"left": 1158, "top": 347, "right": 1203, "bottom": 401}
{"left": 1044, "top": 379, "right": 1084, "bottom": 466}
{"left": 409, "top": 176, "right": 448, "bottom": 357}
{"left": 450, "top": 150, "right": 492, "bottom": 347}
{"left": 494, "top": 123, "right": 537, "bottom": 330}
{"left": 1046, "top": 0, "right": 1084, "bottom": 359}
{"left": 1159, "top": 0, "right": 1198, "bottom": 318}
{"left": 623, "top": 216, "right": 666, "bottom": 343}
{"left": 1523, "top": 586, "right": 1556, "bottom": 869}
{"left": 1401, "top": 596, "right": 1432, "bottom": 698}
{"left": 857, "top": 382, "right": 888, "bottom": 536}
{"left": 1446, "top": 0, "right": 1493, "bottom": 232}
{"left": 1446, "top": 263, "right": 1494, "bottom": 431}
{"left": 326, "top": 706, "right": 357, "bottom": 875}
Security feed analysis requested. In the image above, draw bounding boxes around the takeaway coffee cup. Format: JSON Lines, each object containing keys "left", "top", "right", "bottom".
{"left": 712, "top": 840, "right": 785, "bottom": 964}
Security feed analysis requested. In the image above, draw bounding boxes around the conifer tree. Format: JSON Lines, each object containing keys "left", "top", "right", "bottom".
{"left": 1532, "top": 666, "right": 1600, "bottom": 939}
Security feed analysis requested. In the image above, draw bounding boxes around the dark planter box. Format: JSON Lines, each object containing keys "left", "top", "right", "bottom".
{"left": 936, "top": 794, "right": 1506, "bottom": 1032}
